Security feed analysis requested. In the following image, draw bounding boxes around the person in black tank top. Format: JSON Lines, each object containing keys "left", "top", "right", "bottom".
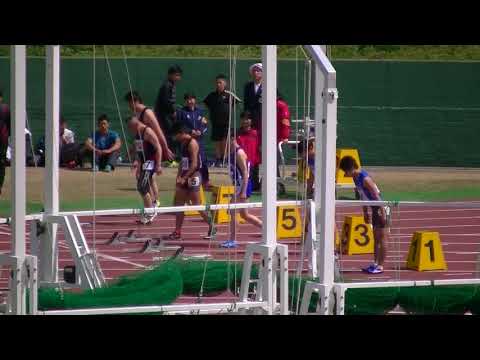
{"left": 125, "top": 90, "right": 174, "bottom": 209}
{"left": 127, "top": 116, "right": 163, "bottom": 225}
{"left": 165, "top": 123, "right": 213, "bottom": 240}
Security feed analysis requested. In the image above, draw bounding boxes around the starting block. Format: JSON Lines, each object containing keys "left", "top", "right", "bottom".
{"left": 406, "top": 231, "right": 447, "bottom": 271}
{"left": 211, "top": 185, "right": 245, "bottom": 224}
{"left": 336, "top": 149, "right": 361, "bottom": 186}
{"left": 340, "top": 215, "right": 374, "bottom": 255}
{"left": 277, "top": 206, "right": 302, "bottom": 239}
{"left": 184, "top": 186, "right": 206, "bottom": 216}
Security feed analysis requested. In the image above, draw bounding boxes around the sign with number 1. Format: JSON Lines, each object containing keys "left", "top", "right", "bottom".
{"left": 406, "top": 231, "right": 447, "bottom": 271}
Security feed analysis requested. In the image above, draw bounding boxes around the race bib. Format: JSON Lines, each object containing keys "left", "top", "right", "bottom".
{"left": 134, "top": 139, "right": 143, "bottom": 152}
{"left": 181, "top": 157, "right": 189, "bottom": 171}
{"left": 142, "top": 160, "right": 155, "bottom": 171}
{"left": 188, "top": 176, "right": 200, "bottom": 187}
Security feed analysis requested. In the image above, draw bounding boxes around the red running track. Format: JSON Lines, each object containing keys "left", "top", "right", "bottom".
{"left": 1, "top": 205, "right": 480, "bottom": 303}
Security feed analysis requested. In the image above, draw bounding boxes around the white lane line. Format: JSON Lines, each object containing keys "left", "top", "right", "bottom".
{"left": 57, "top": 243, "right": 147, "bottom": 269}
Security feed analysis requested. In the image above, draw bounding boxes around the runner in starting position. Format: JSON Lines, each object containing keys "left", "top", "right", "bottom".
{"left": 167, "top": 123, "right": 214, "bottom": 240}
{"left": 221, "top": 129, "right": 263, "bottom": 249}
{"left": 339, "top": 156, "right": 389, "bottom": 274}
{"left": 127, "top": 116, "right": 163, "bottom": 225}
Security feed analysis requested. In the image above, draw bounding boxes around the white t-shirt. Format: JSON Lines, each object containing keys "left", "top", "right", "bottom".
{"left": 254, "top": 82, "right": 262, "bottom": 95}
{"left": 62, "top": 128, "right": 75, "bottom": 144}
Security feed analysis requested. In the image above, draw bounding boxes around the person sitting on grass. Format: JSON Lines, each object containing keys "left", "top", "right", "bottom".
{"left": 127, "top": 116, "right": 163, "bottom": 225}
{"left": 166, "top": 123, "right": 214, "bottom": 240}
{"left": 339, "top": 156, "right": 389, "bottom": 275}
{"left": 82, "top": 114, "right": 121, "bottom": 172}
{"left": 221, "top": 129, "right": 263, "bottom": 249}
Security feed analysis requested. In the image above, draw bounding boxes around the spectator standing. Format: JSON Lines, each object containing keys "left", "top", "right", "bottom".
{"left": 203, "top": 74, "right": 235, "bottom": 168}
{"left": 0, "top": 93, "right": 10, "bottom": 195}
{"left": 80, "top": 114, "right": 122, "bottom": 172}
{"left": 154, "top": 65, "right": 183, "bottom": 167}
{"left": 177, "top": 93, "right": 211, "bottom": 189}
{"left": 243, "top": 63, "right": 263, "bottom": 135}
{"left": 236, "top": 112, "right": 260, "bottom": 182}
{"left": 277, "top": 93, "right": 291, "bottom": 176}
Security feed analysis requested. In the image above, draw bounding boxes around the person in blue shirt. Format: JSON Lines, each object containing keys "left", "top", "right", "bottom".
{"left": 339, "top": 156, "right": 389, "bottom": 275}
{"left": 81, "top": 114, "right": 122, "bottom": 172}
{"left": 177, "top": 93, "right": 210, "bottom": 189}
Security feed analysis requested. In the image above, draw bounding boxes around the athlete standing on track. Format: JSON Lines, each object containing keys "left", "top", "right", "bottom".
{"left": 339, "top": 156, "right": 389, "bottom": 274}
{"left": 221, "top": 129, "right": 263, "bottom": 249}
{"left": 167, "top": 123, "right": 214, "bottom": 240}
{"left": 125, "top": 91, "right": 174, "bottom": 208}
{"left": 127, "top": 116, "right": 163, "bottom": 225}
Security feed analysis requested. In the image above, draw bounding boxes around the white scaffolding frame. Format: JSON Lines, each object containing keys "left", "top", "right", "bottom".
{"left": 4, "top": 44, "right": 297, "bottom": 315}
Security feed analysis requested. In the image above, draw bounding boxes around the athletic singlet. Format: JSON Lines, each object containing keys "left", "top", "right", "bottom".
{"left": 354, "top": 169, "right": 382, "bottom": 201}
{"left": 138, "top": 107, "right": 150, "bottom": 124}
{"left": 180, "top": 138, "right": 202, "bottom": 176}
{"left": 134, "top": 127, "right": 156, "bottom": 164}
{"left": 230, "top": 146, "right": 252, "bottom": 187}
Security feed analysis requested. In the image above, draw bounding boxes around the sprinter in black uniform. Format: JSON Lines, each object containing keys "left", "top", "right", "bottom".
{"left": 167, "top": 123, "right": 214, "bottom": 240}
{"left": 125, "top": 91, "right": 174, "bottom": 209}
{"left": 127, "top": 116, "right": 163, "bottom": 225}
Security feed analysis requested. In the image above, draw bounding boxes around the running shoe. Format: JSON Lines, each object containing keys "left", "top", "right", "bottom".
{"left": 203, "top": 227, "right": 217, "bottom": 240}
{"left": 163, "top": 231, "right": 182, "bottom": 240}
{"left": 104, "top": 165, "right": 112, "bottom": 173}
{"left": 362, "top": 264, "right": 384, "bottom": 274}
{"left": 220, "top": 240, "right": 239, "bottom": 249}
{"left": 138, "top": 214, "right": 154, "bottom": 225}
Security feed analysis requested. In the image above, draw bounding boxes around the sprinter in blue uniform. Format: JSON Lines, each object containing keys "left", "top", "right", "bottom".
{"left": 339, "top": 156, "right": 389, "bottom": 274}
{"left": 221, "top": 129, "right": 263, "bottom": 249}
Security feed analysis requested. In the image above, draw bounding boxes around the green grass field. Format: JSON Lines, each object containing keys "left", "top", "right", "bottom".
{"left": 2, "top": 45, "right": 480, "bottom": 61}
{"left": 1, "top": 166, "right": 480, "bottom": 218}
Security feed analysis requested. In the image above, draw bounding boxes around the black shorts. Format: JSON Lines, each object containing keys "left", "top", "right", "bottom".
{"left": 211, "top": 125, "right": 229, "bottom": 141}
{"left": 137, "top": 169, "right": 154, "bottom": 196}
{"left": 371, "top": 206, "right": 387, "bottom": 229}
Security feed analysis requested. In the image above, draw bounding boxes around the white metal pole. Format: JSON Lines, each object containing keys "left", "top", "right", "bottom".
{"left": 42, "top": 45, "right": 60, "bottom": 283}
{"left": 315, "top": 57, "right": 337, "bottom": 286}
{"left": 10, "top": 45, "right": 27, "bottom": 314}
{"left": 261, "top": 45, "right": 277, "bottom": 247}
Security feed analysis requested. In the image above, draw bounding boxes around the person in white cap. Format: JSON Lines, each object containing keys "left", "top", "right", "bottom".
{"left": 243, "top": 63, "right": 263, "bottom": 191}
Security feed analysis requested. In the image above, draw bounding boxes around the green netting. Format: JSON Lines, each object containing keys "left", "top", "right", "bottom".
{"left": 38, "top": 260, "right": 183, "bottom": 310}
{"left": 37, "top": 258, "right": 480, "bottom": 314}
{"left": 344, "top": 285, "right": 480, "bottom": 315}
{"left": 177, "top": 259, "right": 258, "bottom": 295}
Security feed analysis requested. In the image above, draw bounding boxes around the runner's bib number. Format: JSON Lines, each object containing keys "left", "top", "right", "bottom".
{"left": 181, "top": 157, "right": 189, "bottom": 171}
{"left": 188, "top": 176, "right": 200, "bottom": 187}
{"left": 142, "top": 160, "right": 155, "bottom": 171}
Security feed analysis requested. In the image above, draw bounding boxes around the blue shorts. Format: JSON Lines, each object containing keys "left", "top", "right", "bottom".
{"left": 235, "top": 179, "right": 253, "bottom": 199}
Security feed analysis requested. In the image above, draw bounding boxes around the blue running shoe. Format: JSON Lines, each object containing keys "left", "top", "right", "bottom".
{"left": 220, "top": 240, "right": 238, "bottom": 249}
{"left": 362, "top": 264, "right": 384, "bottom": 274}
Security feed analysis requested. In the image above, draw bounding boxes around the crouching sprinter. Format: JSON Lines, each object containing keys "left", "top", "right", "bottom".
{"left": 339, "top": 156, "right": 389, "bottom": 274}
{"left": 167, "top": 123, "right": 214, "bottom": 240}
{"left": 127, "top": 116, "right": 163, "bottom": 225}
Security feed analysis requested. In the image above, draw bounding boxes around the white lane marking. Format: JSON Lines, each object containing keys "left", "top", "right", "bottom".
{"left": 57, "top": 243, "right": 147, "bottom": 269}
